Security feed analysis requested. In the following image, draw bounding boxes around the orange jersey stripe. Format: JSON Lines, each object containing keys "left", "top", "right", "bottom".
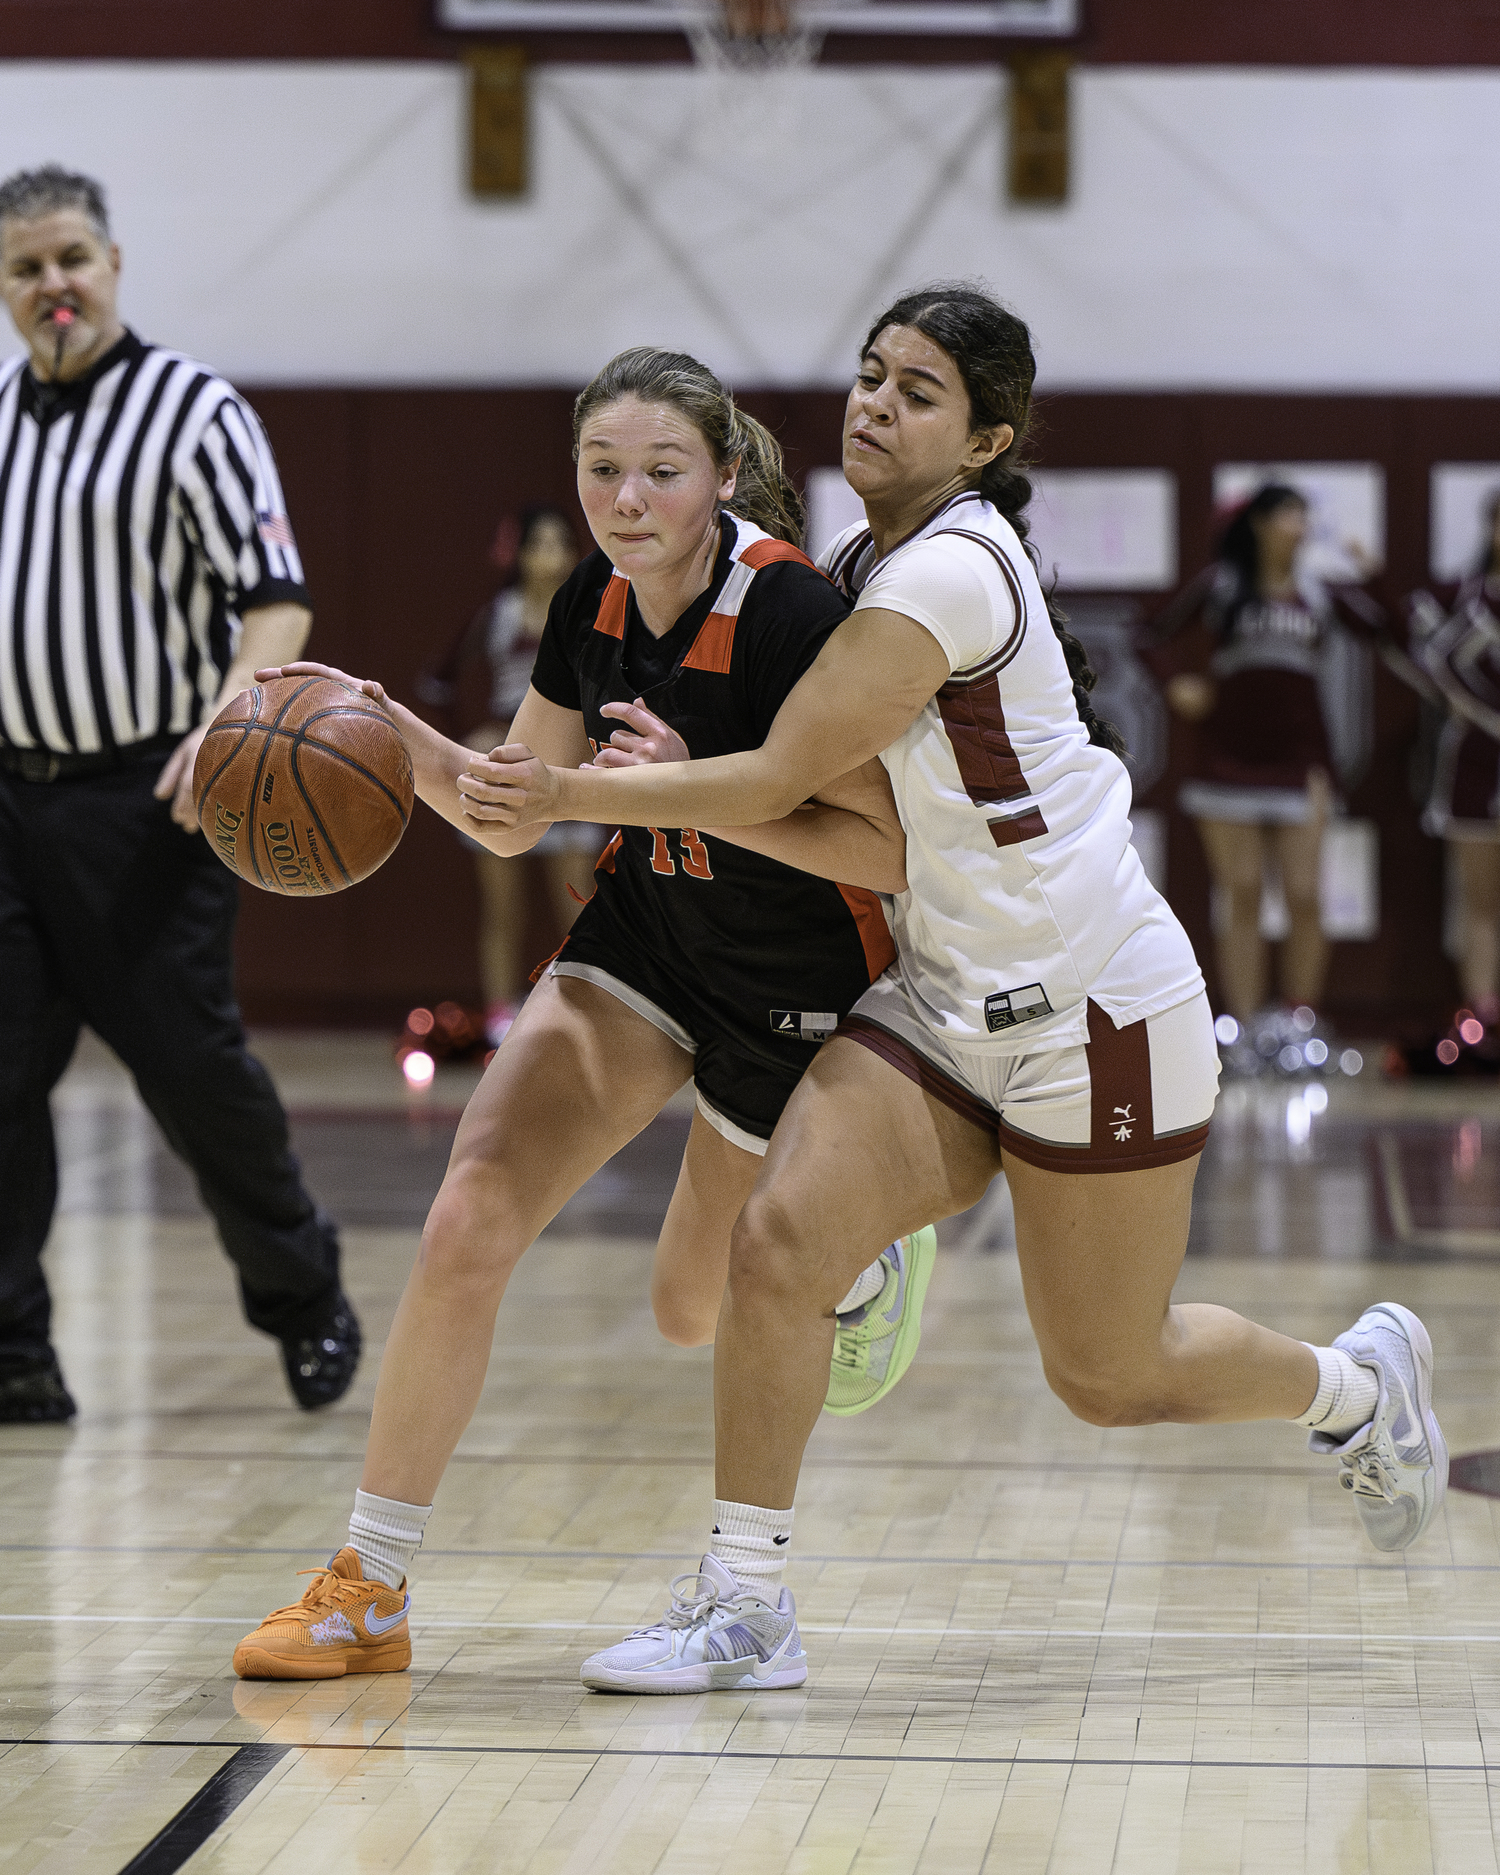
{"left": 836, "top": 883, "right": 897, "bottom": 981}
{"left": 593, "top": 576, "right": 629, "bottom": 640}
{"left": 680, "top": 610, "right": 736, "bottom": 675}
{"left": 739, "top": 538, "right": 816, "bottom": 572}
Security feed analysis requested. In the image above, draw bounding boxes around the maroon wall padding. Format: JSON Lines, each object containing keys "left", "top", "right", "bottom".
{"left": 6, "top": 0, "right": 1500, "bottom": 66}
{"left": 234, "top": 387, "right": 584, "bottom": 1025}
{"left": 235, "top": 383, "right": 1495, "bottom": 1031}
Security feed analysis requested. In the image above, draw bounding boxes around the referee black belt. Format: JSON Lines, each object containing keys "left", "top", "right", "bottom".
{"left": 0, "top": 731, "right": 180, "bottom": 784}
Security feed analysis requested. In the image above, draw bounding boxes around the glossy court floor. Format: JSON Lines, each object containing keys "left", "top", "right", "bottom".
{"left": 6, "top": 1033, "right": 1500, "bottom": 1874}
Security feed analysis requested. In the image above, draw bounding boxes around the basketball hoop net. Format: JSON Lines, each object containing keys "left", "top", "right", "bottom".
{"left": 680, "top": 0, "right": 822, "bottom": 71}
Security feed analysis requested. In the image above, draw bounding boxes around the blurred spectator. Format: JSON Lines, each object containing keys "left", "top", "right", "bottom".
{"left": 1405, "top": 494, "right": 1500, "bottom": 1032}
{"left": 1144, "top": 484, "right": 1384, "bottom": 1028}
{"left": 420, "top": 508, "right": 600, "bottom": 1044}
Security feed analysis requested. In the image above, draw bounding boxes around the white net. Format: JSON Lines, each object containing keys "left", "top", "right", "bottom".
{"left": 677, "top": 0, "right": 823, "bottom": 71}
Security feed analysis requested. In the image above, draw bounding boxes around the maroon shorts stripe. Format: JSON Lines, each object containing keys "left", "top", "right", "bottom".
{"left": 1086, "top": 997, "right": 1153, "bottom": 1160}
{"left": 999, "top": 1117, "right": 1211, "bottom": 1175}
{"left": 835, "top": 1015, "right": 1000, "bottom": 1135}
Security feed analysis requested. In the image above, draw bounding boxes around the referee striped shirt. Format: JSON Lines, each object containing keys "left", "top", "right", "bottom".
{"left": 0, "top": 328, "right": 310, "bottom": 755}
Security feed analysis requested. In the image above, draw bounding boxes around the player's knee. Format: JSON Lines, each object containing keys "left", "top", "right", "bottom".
{"left": 727, "top": 1191, "right": 810, "bottom": 1302}
{"left": 1042, "top": 1354, "right": 1173, "bottom": 1428}
{"left": 652, "top": 1291, "right": 715, "bottom": 1347}
{"left": 417, "top": 1165, "right": 529, "bottom": 1301}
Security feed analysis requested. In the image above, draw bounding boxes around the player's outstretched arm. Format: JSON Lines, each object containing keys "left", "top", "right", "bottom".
{"left": 694, "top": 759, "right": 908, "bottom": 893}
{"left": 459, "top": 607, "right": 947, "bottom": 835}
{"left": 255, "top": 663, "right": 590, "bottom": 856}
{"left": 748, "top": 760, "right": 908, "bottom": 894}
{"left": 587, "top": 700, "right": 906, "bottom": 893}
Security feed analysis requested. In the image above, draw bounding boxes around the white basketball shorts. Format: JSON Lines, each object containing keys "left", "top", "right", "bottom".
{"left": 838, "top": 972, "right": 1219, "bottom": 1174}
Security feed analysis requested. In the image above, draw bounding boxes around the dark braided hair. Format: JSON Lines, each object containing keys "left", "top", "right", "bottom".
{"left": 861, "top": 283, "right": 1125, "bottom": 757}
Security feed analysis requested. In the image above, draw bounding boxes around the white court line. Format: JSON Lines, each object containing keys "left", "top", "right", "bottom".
{"left": 4, "top": 1614, "right": 1499, "bottom": 1643}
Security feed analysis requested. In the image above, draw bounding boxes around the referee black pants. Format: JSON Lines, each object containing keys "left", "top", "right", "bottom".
{"left": 0, "top": 748, "right": 342, "bottom": 1367}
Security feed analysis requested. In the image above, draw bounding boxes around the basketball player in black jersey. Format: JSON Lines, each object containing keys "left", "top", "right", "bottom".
{"left": 231, "top": 347, "right": 935, "bottom": 1680}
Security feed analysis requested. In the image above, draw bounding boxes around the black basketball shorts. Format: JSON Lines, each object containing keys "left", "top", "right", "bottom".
{"left": 547, "top": 888, "right": 868, "bottom": 1153}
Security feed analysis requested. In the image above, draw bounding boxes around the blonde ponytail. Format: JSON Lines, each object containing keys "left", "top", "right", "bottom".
{"left": 725, "top": 410, "right": 805, "bottom": 547}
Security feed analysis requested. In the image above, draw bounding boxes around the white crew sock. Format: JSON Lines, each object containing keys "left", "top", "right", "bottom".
{"left": 835, "top": 1255, "right": 888, "bottom": 1316}
{"left": 1292, "top": 1345, "right": 1380, "bottom": 1440}
{"left": 348, "top": 1489, "right": 433, "bottom": 1590}
{"left": 710, "top": 1499, "right": 794, "bottom": 1598}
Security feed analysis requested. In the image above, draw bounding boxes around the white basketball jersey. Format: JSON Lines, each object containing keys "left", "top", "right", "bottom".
{"left": 822, "top": 492, "right": 1203, "bottom": 1057}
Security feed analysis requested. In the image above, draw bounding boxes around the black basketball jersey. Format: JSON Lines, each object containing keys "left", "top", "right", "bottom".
{"left": 529, "top": 511, "right": 895, "bottom": 1031}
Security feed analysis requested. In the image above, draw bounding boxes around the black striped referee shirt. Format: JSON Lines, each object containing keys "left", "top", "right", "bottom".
{"left": 0, "top": 328, "right": 310, "bottom": 755}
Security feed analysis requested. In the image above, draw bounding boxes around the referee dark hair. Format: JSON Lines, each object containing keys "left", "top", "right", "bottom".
{"left": 0, "top": 164, "right": 360, "bottom": 1422}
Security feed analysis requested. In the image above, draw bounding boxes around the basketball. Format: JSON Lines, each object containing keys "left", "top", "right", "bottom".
{"left": 193, "top": 675, "right": 414, "bottom": 896}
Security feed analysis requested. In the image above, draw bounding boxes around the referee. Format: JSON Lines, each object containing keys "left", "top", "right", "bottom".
{"left": 0, "top": 165, "right": 360, "bottom": 1423}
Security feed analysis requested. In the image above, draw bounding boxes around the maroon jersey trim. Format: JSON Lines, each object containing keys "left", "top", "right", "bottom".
{"left": 987, "top": 808, "right": 1049, "bottom": 847}
{"left": 937, "top": 671, "right": 1032, "bottom": 807}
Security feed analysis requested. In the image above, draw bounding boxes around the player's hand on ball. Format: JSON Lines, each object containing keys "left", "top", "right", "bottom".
{"left": 254, "top": 660, "right": 391, "bottom": 710}
{"left": 591, "top": 698, "right": 690, "bottom": 768}
{"left": 458, "top": 745, "right": 560, "bottom": 828}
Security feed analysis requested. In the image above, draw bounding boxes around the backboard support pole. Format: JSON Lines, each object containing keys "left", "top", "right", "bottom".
{"left": 468, "top": 45, "right": 529, "bottom": 197}
{"left": 1007, "top": 47, "right": 1070, "bottom": 204}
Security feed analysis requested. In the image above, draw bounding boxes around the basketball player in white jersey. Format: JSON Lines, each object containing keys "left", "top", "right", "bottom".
{"left": 468, "top": 283, "right": 1446, "bottom": 1696}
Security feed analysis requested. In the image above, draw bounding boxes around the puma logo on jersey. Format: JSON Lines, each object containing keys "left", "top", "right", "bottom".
{"left": 983, "top": 984, "right": 1053, "bottom": 1033}
{"left": 770, "top": 1010, "right": 839, "bottom": 1042}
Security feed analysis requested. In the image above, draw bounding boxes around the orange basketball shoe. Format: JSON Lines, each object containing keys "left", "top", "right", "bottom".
{"left": 233, "top": 1547, "right": 411, "bottom": 1679}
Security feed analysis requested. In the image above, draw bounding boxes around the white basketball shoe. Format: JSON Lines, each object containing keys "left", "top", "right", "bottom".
{"left": 580, "top": 1554, "right": 808, "bottom": 1694}
{"left": 1309, "top": 1302, "right": 1448, "bottom": 1551}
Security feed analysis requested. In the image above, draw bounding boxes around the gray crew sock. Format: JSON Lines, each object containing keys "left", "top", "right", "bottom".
{"left": 349, "top": 1489, "right": 433, "bottom": 1589}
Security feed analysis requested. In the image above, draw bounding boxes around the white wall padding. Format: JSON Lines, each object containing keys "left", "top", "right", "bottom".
{"left": 1, "top": 61, "right": 1497, "bottom": 388}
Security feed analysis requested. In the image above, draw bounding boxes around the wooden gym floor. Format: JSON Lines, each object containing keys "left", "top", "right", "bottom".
{"left": 5, "top": 1032, "right": 1500, "bottom": 1873}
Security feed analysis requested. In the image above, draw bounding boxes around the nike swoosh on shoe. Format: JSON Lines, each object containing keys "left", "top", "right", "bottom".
{"left": 365, "top": 1595, "right": 411, "bottom": 1636}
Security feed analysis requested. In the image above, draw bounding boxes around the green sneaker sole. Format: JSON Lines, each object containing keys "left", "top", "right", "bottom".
{"left": 823, "top": 1225, "right": 938, "bottom": 1417}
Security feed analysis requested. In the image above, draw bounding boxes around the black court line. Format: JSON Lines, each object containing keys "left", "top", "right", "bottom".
{"left": 2, "top": 1739, "right": 1493, "bottom": 1776}
{"left": 0, "top": 1541, "right": 1488, "bottom": 1572}
{"left": 114, "top": 1743, "right": 288, "bottom": 1875}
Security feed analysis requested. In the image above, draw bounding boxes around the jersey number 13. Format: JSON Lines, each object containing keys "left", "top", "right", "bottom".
{"left": 648, "top": 827, "right": 713, "bottom": 880}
